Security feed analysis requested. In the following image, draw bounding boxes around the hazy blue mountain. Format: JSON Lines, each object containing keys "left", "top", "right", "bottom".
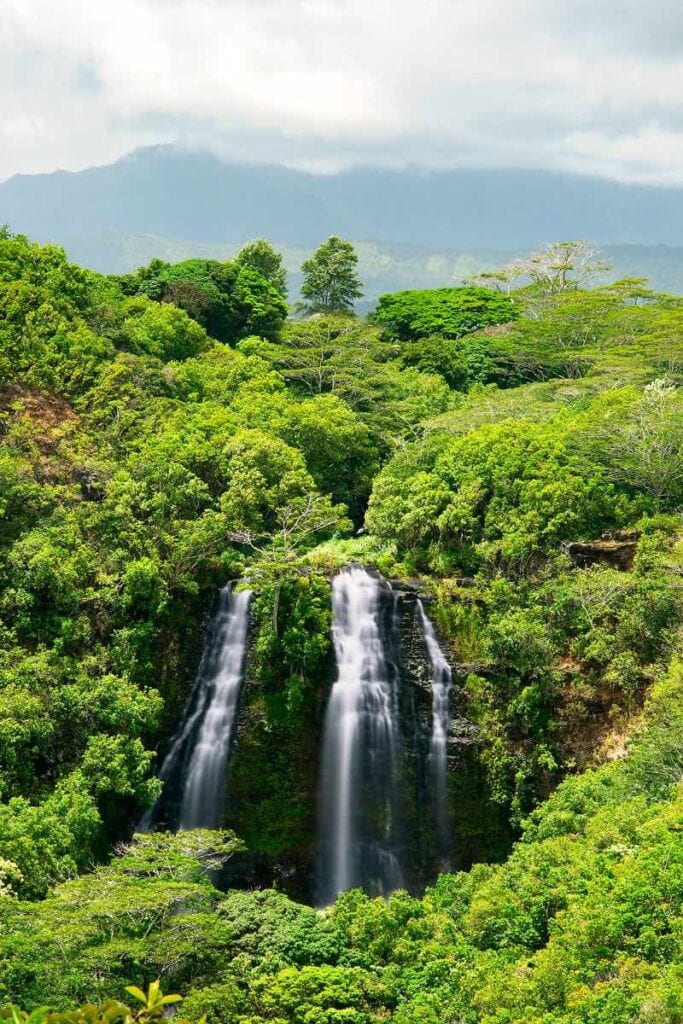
{"left": 4, "top": 145, "right": 683, "bottom": 250}
{"left": 3, "top": 146, "right": 683, "bottom": 300}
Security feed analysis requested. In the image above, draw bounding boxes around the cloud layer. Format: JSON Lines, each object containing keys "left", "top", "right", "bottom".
{"left": 3, "top": 0, "right": 683, "bottom": 183}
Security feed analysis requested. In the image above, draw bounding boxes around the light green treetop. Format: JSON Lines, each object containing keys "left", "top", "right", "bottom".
{"left": 236, "top": 238, "right": 288, "bottom": 297}
{"left": 299, "top": 236, "right": 363, "bottom": 314}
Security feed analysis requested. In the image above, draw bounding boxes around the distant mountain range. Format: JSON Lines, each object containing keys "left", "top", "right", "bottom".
{"left": 3, "top": 145, "right": 683, "bottom": 299}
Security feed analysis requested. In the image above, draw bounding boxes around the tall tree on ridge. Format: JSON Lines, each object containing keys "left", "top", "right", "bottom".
{"left": 300, "top": 236, "right": 363, "bottom": 314}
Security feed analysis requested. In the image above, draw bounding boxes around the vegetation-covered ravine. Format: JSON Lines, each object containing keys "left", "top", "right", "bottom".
{"left": 2, "top": 231, "right": 683, "bottom": 1023}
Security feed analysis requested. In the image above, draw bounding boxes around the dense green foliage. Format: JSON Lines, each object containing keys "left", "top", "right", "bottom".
{"left": 229, "top": 572, "right": 333, "bottom": 864}
{"left": 235, "top": 239, "right": 288, "bottom": 297}
{"left": 2, "top": 979, "right": 191, "bottom": 1024}
{"left": 4, "top": 667, "right": 683, "bottom": 1023}
{"left": 372, "top": 285, "right": 519, "bottom": 341}
{"left": 0, "top": 231, "right": 450, "bottom": 895}
{"left": 116, "top": 256, "right": 288, "bottom": 343}
{"left": 4, "top": 231, "right": 683, "bottom": 1021}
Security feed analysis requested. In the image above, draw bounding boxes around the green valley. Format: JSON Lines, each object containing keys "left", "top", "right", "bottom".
{"left": 1, "top": 228, "right": 683, "bottom": 1024}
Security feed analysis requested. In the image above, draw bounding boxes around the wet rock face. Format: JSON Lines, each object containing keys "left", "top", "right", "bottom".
{"left": 395, "top": 591, "right": 476, "bottom": 756}
{"left": 226, "top": 601, "right": 334, "bottom": 904}
{"left": 394, "top": 591, "right": 437, "bottom": 890}
{"left": 142, "top": 586, "right": 251, "bottom": 834}
{"left": 219, "top": 575, "right": 513, "bottom": 903}
{"left": 565, "top": 531, "right": 639, "bottom": 571}
{"left": 394, "top": 590, "right": 488, "bottom": 888}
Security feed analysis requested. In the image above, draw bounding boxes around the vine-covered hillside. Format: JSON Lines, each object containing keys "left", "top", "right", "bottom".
{"left": 2, "top": 230, "right": 683, "bottom": 1023}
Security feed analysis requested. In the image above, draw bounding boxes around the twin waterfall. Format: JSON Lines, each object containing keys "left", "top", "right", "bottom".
{"left": 317, "top": 568, "right": 404, "bottom": 904}
{"left": 418, "top": 598, "right": 453, "bottom": 872}
{"left": 144, "top": 568, "right": 453, "bottom": 902}
{"left": 140, "top": 584, "right": 252, "bottom": 832}
{"left": 316, "top": 567, "right": 453, "bottom": 903}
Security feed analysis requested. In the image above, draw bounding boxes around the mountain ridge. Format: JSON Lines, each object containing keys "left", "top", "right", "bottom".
{"left": 5, "top": 144, "right": 683, "bottom": 251}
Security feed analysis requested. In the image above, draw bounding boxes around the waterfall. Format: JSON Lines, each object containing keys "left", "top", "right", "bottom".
{"left": 316, "top": 567, "right": 403, "bottom": 905}
{"left": 139, "top": 584, "right": 251, "bottom": 832}
{"left": 417, "top": 600, "right": 452, "bottom": 869}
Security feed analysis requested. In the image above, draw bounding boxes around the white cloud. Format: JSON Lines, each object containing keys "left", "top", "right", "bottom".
{"left": 2, "top": 0, "right": 683, "bottom": 182}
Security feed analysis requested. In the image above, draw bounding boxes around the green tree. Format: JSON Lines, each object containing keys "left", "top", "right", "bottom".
{"left": 399, "top": 335, "right": 470, "bottom": 389}
{"left": 238, "top": 316, "right": 450, "bottom": 452}
{"left": 235, "top": 239, "right": 288, "bottom": 297}
{"left": 373, "top": 285, "right": 518, "bottom": 342}
{"left": 601, "top": 378, "right": 683, "bottom": 508}
{"left": 121, "top": 302, "right": 210, "bottom": 361}
{"left": 300, "top": 236, "right": 363, "bottom": 314}
{"left": 469, "top": 240, "right": 611, "bottom": 296}
{"left": 218, "top": 428, "right": 351, "bottom": 566}
{"left": 116, "top": 257, "right": 287, "bottom": 343}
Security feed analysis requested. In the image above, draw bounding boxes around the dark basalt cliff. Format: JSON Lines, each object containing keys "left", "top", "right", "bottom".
{"left": 216, "top": 575, "right": 511, "bottom": 902}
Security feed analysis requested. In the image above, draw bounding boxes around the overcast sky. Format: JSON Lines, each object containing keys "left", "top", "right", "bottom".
{"left": 3, "top": 0, "right": 683, "bottom": 184}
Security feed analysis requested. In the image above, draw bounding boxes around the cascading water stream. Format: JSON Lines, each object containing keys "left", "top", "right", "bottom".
{"left": 417, "top": 599, "right": 452, "bottom": 869}
{"left": 316, "top": 567, "right": 403, "bottom": 906}
{"left": 139, "top": 584, "right": 251, "bottom": 832}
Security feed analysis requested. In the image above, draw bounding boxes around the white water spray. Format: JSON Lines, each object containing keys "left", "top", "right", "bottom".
{"left": 317, "top": 567, "right": 403, "bottom": 904}
{"left": 139, "top": 584, "right": 251, "bottom": 832}
{"left": 417, "top": 599, "right": 452, "bottom": 868}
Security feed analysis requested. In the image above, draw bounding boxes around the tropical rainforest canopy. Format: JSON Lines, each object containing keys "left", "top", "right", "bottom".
{"left": 2, "top": 229, "right": 683, "bottom": 1024}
